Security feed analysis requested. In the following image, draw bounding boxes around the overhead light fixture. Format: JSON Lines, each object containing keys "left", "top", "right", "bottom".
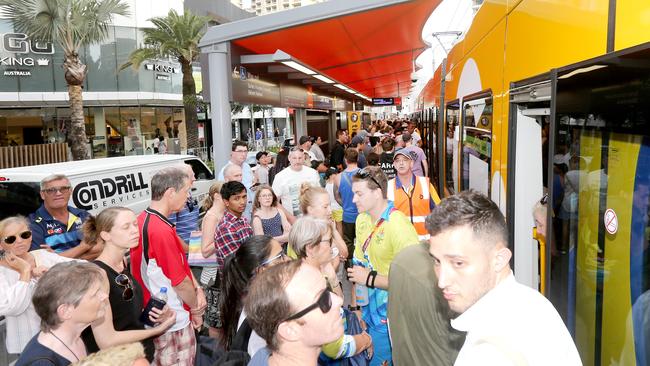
{"left": 334, "top": 84, "right": 348, "bottom": 90}
{"left": 313, "top": 74, "right": 334, "bottom": 84}
{"left": 281, "top": 61, "right": 316, "bottom": 75}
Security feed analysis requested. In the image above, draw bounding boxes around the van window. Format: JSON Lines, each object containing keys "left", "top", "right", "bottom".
{"left": 0, "top": 182, "right": 41, "bottom": 220}
{"left": 185, "top": 159, "right": 214, "bottom": 180}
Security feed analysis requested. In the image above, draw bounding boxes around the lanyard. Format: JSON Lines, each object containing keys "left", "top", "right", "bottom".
{"left": 361, "top": 218, "right": 386, "bottom": 253}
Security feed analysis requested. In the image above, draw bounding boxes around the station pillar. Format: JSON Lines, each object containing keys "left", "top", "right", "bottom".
{"left": 206, "top": 42, "right": 232, "bottom": 174}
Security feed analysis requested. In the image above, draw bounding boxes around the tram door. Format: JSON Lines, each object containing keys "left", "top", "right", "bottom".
{"left": 550, "top": 58, "right": 650, "bottom": 365}
{"left": 508, "top": 82, "right": 550, "bottom": 290}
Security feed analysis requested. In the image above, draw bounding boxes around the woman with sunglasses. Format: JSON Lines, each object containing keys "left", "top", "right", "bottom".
{"left": 80, "top": 207, "right": 175, "bottom": 362}
{"left": 219, "top": 235, "right": 287, "bottom": 356}
{"left": 288, "top": 216, "right": 373, "bottom": 362}
{"left": 0, "top": 215, "right": 74, "bottom": 356}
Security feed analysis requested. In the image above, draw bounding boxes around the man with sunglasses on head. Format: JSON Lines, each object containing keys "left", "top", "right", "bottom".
{"left": 29, "top": 174, "right": 100, "bottom": 259}
{"left": 246, "top": 260, "right": 345, "bottom": 365}
{"left": 346, "top": 166, "right": 419, "bottom": 366}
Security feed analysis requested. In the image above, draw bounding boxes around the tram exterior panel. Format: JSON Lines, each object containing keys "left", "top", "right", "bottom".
{"left": 418, "top": 0, "right": 650, "bottom": 364}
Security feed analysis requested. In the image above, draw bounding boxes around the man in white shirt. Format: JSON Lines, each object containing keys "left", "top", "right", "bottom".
{"left": 272, "top": 147, "right": 320, "bottom": 217}
{"left": 426, "top": 190, "right": 582, "bottom": 366}
{"left": 218, "top": 140, "right": 254, "bottom": 220}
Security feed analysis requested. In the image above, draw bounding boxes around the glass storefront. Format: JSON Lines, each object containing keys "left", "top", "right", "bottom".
{"left": 0, "top": 21, "right": 187, "bottom": 155}
{"left": 0, "top": 106, "right": 185, "bottom": 157}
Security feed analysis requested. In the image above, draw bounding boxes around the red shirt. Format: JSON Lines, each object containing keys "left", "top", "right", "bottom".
{"left": 131, "top": 208, "right": 192, "bottom": 310}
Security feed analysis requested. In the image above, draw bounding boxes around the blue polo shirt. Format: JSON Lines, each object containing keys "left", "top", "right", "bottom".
{"left": 29, "top": 205, "right": 90, "bottom": 252}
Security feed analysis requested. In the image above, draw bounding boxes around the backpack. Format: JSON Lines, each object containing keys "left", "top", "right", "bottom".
{"left": 318, "top": 309, "right": 370, "bottom": 366}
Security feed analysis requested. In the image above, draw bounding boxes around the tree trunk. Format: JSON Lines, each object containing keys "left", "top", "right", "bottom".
{"left": 64, "top": 52, "right": 89, "bottom": 160}
{"left": 182, "top": 60, "right": 199, "bottom": 149}
{"left": 67, "top": 84, "right": 89, "bottom": 160}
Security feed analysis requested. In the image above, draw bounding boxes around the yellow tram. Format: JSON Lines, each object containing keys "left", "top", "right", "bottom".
{"left": 415, "top": 1, "right": 650, "bottom": 364}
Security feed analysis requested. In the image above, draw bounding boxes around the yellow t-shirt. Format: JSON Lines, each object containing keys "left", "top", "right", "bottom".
{"left": 353, "top": 206, "right": 419, "bottom": 275}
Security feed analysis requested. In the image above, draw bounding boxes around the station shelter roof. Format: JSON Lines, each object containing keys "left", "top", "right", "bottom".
{"left": 199, "top": 0, "right": 441, "bottom": 101}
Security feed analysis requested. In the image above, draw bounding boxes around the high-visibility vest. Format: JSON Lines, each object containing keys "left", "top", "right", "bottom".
{"left": 387, "top": 176, "right": 437, "bottom": 240}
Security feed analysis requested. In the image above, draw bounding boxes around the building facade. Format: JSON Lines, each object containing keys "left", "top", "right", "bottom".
{"left": 232, "top": 0, "right": 326, "bottom": 16}
{"left": 0, "top": 0, "right": 189, "bottom": 157}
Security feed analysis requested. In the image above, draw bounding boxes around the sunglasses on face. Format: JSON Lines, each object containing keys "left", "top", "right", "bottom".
{"left": 284, "top": 289, "right": 333, "bottom": 322}
{"left": 3, "top": 231, "right": 32, "bottom": 244}
{"left": 354, "top": 168, "right": 381, "bottom": 190}
{"left": 115, "top": 273, "right": 134, "bottom": 302}
{"left": 42, "top": 186, "right": 72, "bottom": 195}
{"left": 259, "top": 251, "right": 287, "bottom": 268}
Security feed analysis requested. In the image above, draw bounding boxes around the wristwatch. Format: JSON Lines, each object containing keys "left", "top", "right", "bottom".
{"left": 348, "top": 305, "right": 361, "bottom": 311}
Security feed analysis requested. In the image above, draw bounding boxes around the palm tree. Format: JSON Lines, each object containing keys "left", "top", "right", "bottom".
{"left": 121, "top": 9, "right": 209, "bottom": 150}
{"left": 0, "top": 0, "right": 129, "bottom": 160}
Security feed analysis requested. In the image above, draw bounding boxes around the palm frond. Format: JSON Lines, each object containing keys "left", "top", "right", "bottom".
{"left": 0, "top": 0, "right": 130, "bottom": 55}
{"left": 119, "top": 47, "right": 159, "bottom": 71}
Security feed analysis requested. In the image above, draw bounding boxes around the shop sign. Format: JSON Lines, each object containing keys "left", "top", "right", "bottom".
{"left": 144, "top": 63, "right": 179, "bottom": 74}
{"left": 1, "top": 32, "right": 54, "bottom": 77}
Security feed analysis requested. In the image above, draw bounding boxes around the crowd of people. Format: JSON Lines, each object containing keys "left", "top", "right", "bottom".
{"left": 0, "top": 119, "right": 582, "bottom": 366}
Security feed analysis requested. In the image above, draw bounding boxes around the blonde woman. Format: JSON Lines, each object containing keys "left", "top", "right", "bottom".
{"left": 0, "top": 216, "right": 72, "bottom": 356}
{"left": 80, "top": 207, "right": 175, "bottom": 362}
{"left": 294, "top": 183, "right": 348, "bottom": 260}
{"left": 198, "top": 181, "right": 225, "bottom": 337}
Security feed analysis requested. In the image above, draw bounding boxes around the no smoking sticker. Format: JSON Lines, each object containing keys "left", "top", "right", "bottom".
{"left": 604, "top": 209, "right": 618, "bottom": 235}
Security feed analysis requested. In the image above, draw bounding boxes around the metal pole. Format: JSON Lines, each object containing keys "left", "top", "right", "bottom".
{"left": 207, "top": 42, "right": 232, "bottom": 174}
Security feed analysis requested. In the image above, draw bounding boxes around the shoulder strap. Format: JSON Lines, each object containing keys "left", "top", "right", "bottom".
{"left": 26, "top": 356, "right": 57, "bottom": 365}
{"left": 230, "top": 318, "right": 253, "bottom": 352}
{"left": 142, "top": 212, "right": 152, "bottom": 264}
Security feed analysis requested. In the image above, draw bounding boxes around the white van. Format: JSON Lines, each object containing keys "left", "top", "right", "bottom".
{"left": 0, "top": 155, "right": 214, "bottom": 220}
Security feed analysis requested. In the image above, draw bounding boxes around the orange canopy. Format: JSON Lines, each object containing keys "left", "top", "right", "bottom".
{"left": 205, "top": 0, "right": 440, "bottom": 99}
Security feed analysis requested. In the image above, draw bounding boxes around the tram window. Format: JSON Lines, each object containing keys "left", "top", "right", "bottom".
{"left": 461, "top": 96, "right": 493, "bottom": 195}
{"left": 550, "top": 61, "right": 650, "bottom": 365}
{"left": 430, "top": 107, "right": 440, "bottom": 192}
{"left": 444, "top": 100, "right": 460, "bottom": 195}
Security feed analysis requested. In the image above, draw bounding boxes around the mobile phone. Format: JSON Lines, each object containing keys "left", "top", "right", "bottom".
{"left": 345, "top": 259, "right": 354, "bottom": 269}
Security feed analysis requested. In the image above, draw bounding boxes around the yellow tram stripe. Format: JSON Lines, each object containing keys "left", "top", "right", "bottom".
{"left": 601, "top": 133, "right": 639, "bottom": 364}
{"left": 575, "top": 131, "right": 601, "bottom": 366}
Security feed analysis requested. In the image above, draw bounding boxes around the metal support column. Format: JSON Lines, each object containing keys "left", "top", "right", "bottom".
{"left": 206, "top": 42, "right": 232, "bottom": 174}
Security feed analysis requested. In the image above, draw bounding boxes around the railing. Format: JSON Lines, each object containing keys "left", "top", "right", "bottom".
{"left": 0, "top": 143, "right": 69, "bottom": 169}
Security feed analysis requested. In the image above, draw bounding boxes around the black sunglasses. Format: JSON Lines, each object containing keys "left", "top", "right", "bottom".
{"left": 3, "top": 231, "right": 32, "bottom": 244}
{"left": 284, "top": 289, "right": 332, "bottom": 322}
{"left": 115, "top": 273, "right": 134, "bottom": 302}
{"left": 354, "top": 168, "right": 381, "bottom": 190}
{"left": 540, "top": 194, "right": 548, "bottom": 205}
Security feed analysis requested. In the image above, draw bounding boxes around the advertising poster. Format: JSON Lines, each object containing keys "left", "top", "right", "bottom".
{"left": 347, "top": 111, "right": 362, "bottom": 135}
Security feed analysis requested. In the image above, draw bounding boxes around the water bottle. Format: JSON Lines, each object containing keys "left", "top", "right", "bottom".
{"left": 140, "top": 287, "right": 168, "bottom": 327}
{"left": 355, "top": 283, "right": 369, "bottom": 307}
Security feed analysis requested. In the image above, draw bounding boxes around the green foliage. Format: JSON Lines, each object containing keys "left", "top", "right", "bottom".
{"left": 120, "top": 9, "right": 209, "bottom": 70}
{"left": 0, "top": 0, "right": 129, "bottom": 55}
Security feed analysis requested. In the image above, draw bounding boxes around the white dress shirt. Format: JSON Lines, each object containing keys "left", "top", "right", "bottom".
{"left": 0, "top": 250, "right": 73, "bottom": 354}
{"left": 452, "top": 272, "right": 582, "bottom": 366}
